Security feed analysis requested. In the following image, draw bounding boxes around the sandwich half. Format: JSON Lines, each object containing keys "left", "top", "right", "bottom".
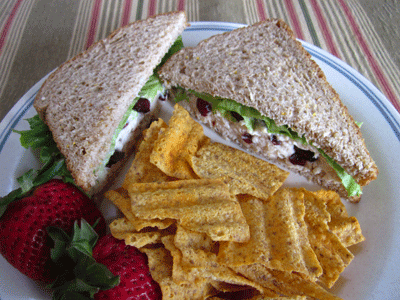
{"left": 33, "top": 11, "right": 188, "bottom": 195}
{"left": 158, "top": 19, "right": 378, "bottom": 202}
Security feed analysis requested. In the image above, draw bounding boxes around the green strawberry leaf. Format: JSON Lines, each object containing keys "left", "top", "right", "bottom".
{"left": 73, "top": 219, "right": 99, "bottom": 249}
{"left": 47, "top": 226, "right": 71, "bottom": 263}
{"left": 53, "top": 290, "right": 93, "bottom": 300}
{"left": 52, "top": 278, "right": 99, "bottom": 300}
{"left": 84, "top": 262, "right": 120, "bottom": 289}
{"left": 48, "top": 219, "right": 120, "bottom": 299}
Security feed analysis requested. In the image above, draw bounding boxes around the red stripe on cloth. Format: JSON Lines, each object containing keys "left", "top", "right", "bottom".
{"left": 256, "top": 0, "right": 266, "bottom": 21}
{"left": 85, "top": 0, "right": 102, "bottom": 49}
{"left": 177, "top": 0, "right": 185, "bottom": 11}
{"left": 284, "top": 0, "right": 304, "bottom": 39}
{"left": 339, "top": 0, "right": 400, "bottom": 111}
{"left": 121, "top": 0, "right": 132, "bottom": 26}
{"left": 0, "top": 0, "right": 24, "bottom": 54}
{"left": 148, "top": 0, "right": 157, "bottom": 16}
{"left": 310, "top": 0, "right": 340, "bottom": 58}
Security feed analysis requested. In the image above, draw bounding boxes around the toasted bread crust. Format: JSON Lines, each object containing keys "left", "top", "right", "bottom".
{"left": 34, "top": 11, "right": 188, "bottom": 193}
{"left": 159, "top": 18, "right": 378, "bottom": 191}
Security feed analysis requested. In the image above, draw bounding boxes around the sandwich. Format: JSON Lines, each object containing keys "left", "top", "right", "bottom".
{"left": 32, "top": 11, "right": 188, "bottom": 195}
{"left": 158, "top": 19, "right": 378, "bottom": 202}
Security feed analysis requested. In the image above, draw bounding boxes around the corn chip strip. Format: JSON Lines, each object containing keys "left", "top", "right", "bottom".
{"left": 163, "top": 229, "right": 264, "bottom": 294}
{"left": 247, "top": 295, "right": 307, "bottom": 300}
{"left": 218, "top": 190, "right": 322, "bottom": 281}
{"left": 316, "top": 190, "right": 365, "bottom": 247}
{"left": 235, "top": 264, "right": 342, "bottom": 300}
{"left": 122, "top": 118, "right": 172, "bottom": 188}
{"left": 173, "top": 223, "right": 217, "bottom": 254}
{"left": 150, "top": 104, "right": 210, "bottom": 179}
{"left": 303, "top": 190, "right": 354, "bottom": 288}
{"left": 143, "top": 244, "right": 215, "bottom": 300}
{"left": 127, "top": 178, "right": 250, "bottom": 242}
{"left": 161, "top": 235, "right": 217, "bottom": 299}
{"left": 110, "top": 217, "right": 176, "bottom": 248}
{"left": 141, "top": 247, "right": 173, "bottom": 282}
{"left": 105, "top": 189, "right": 174, "bottom": 231}
{"left": 191, "top": 142, "right": 289, "bottom": 199}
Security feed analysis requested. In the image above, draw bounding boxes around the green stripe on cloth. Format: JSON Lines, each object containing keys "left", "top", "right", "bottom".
{"left": 298, "top": 0, "right": 320, "bottom": 47}
{"left": 136, "top": 0, "right": 144, "bottom": 19}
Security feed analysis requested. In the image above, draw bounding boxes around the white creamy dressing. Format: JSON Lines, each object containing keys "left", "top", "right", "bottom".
{"left": 113, "top": 90, "right": 161, "bottom": 152}
{"left": 114, "top": 110, "right": 141, "bottom": 152}
{"left": 95, "top": 89, "right": 164, "bottom": 186}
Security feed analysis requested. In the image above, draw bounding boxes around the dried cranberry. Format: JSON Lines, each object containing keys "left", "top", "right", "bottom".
{"left": 196, "top": 98, "right": 212, "bottom": 116}
{"left": 107, "top": 150, "right": 125, "bottom": 168}
{"left": 271, "top": 135, "right": 281, "bottom": 145}
{"left": 133, "top": 98, "right": 150, "bottom": 113}
{"left": 158, "top": 91, "right": 168, "bottom": 101}
{"left": 242, "top": 132, "right": 253, "bottom": 144}
{"left": 230, "top": 111, "right": 244, "bottom": 122}
{"left": 289, "top": 146, "right": 317, "bottom": 166}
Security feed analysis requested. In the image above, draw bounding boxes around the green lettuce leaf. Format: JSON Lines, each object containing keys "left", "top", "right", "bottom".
{"left": 138, "top": 74, "right": 164, "bottom": 100}
{"left": 318, "top": 149, "right": 362, "bottom": 197}
{"left": 175, "top": 88, "right": 361, "bottom": 197}
{"left": 155, "top": 35, "right": 184, "bottom": 74}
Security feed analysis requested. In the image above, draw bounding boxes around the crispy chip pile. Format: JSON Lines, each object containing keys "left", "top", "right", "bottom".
{"left": 105, "top": 104, "right": 365, "bottom": 300}
{"left": 192, "top": 142, "right": 289, "bottom": 199}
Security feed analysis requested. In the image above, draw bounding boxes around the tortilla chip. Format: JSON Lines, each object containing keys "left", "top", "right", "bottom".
{"left": 143, "top": 238, "right": 215, "bottom": 300}
{"left": 218, "top": 190, "right": 322, "bottom": 281}
{"left": 141, "top": 247, "right": 173, "bottom": 282}
{"left": 235, "top": 263, "right": 342, "bottom": 300}
{"left": 164, "top": 227, "right": 264, "bottom": 294}
{"left": 316, "top": 190, "right": 365, "bottom": 247}
{"left": 105, "top": 189, "right": 174, "bottom": 231}
{"left": 161, "top": 235, "right": 217, "bottom": 299}
{"left": 127, "top": 178, "right": 250, "bottom": 242}
{"left": 302, "top": 190, "right": 354, "bottom": 288}
{"left": 110, "top": 217, "right": 177, "bottom": 248}
{"left": 150, "top": 104, "right": 210, "bottom": 179}
{"left": 191, "top": 142, "right": 289, "bottom": 199}
{"left": 122, "top": 118, "right": 173, "bottom": 188}
{"left": 159, "top": 277, "right": 216, "bottom": 300}
{"left": 248, "top": 295, "right": 307, "bottom": 300}
{"left": 173, "top": 223, "right": 217, "bottom": 254}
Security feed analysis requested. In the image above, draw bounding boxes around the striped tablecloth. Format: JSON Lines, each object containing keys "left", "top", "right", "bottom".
{"left": 1, "top": 0, "right": 399, "bottom": 122}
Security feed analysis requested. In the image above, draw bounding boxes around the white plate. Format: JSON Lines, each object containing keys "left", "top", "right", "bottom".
{"left": 1, "top": 22, "right": 399, "bottom": 300}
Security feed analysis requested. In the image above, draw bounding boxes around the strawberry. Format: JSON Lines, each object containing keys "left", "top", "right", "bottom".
{"left": 46, "top": 221, "right": 161, "bottom": 300}
{"left": 0, "top": 179, "right": 106, "bottom": 283}
{"left": 93, "top": 234, "right": 162, "bottom": 300}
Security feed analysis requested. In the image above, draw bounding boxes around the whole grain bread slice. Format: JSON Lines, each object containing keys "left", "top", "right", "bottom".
{"left": 34, "top": 11, "right": 188, "bottom": 194}
{"left": 159, "top": 19, "right": 378, "bottom": 201}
